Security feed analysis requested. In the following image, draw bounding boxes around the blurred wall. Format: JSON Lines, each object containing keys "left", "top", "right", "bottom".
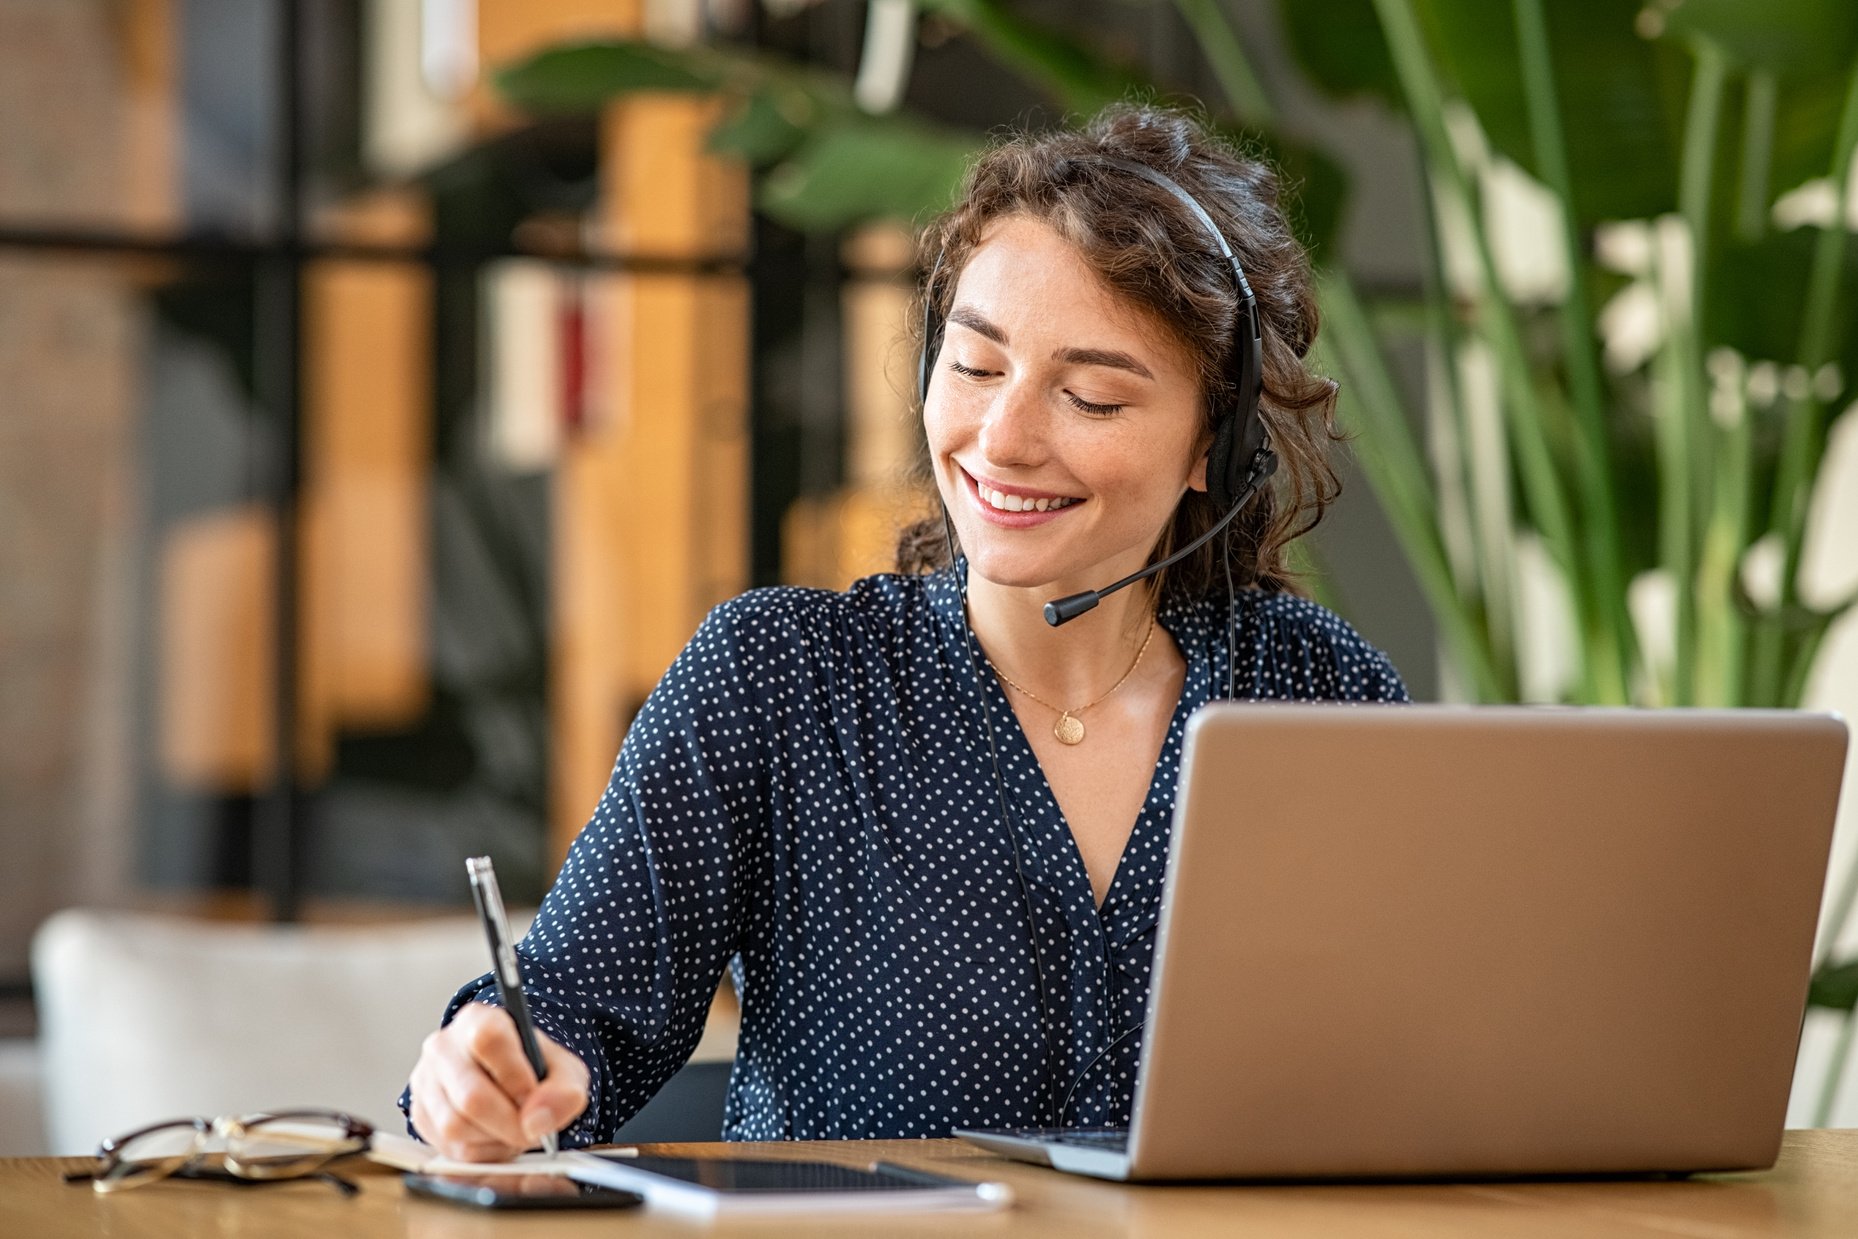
{"left": 0, "top": 0, "right": 153, "bottom": 976}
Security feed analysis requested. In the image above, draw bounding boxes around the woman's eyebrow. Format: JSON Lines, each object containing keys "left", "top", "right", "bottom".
{"left": 947, "top": 305, "right": 1155, "bottom": 380}
{"left": 1054, "top": 346, "right": 1153, "bottom": 380}
{"left": 948, "top": 305, "right": 1007, "bottom": 345}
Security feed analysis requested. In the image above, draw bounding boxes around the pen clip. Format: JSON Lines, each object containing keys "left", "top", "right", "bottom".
{"left": 466, "top": 856, "right": 521, "bottom": 987}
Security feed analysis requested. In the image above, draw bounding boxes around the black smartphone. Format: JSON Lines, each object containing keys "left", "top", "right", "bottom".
{"left": 404, "top": 1171, "right": 645, "bottom": 1211}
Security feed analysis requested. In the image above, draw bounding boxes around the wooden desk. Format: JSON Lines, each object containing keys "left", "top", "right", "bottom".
{"left": 6, "top": 1131, "right": 1858, "bottom": 1238}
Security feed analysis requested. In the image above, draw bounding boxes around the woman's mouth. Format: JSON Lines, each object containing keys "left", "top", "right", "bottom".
{"left": 961, "top": 467, "right": 1085, "bottom": 526}
{"left": 975, "top": 481, "right": 1080, "bottom": 513}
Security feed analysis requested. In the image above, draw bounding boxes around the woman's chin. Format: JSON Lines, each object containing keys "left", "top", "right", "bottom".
{"left": 963, "top": 549, "right": 1089, "bottom": 596}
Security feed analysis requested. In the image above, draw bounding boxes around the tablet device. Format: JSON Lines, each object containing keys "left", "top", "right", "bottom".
{"left": 566, "top": 1152, "right": 1013, "bottom": 1215}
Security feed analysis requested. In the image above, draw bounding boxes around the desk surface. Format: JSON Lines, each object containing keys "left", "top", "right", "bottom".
{"left": 6, "top": 1131, "right": 1858, "bottom": 1238}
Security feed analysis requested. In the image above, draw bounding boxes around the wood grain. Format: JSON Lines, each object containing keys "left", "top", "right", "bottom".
{"left": 6, "top": 1132, "right": 1858, "bottom": 1239}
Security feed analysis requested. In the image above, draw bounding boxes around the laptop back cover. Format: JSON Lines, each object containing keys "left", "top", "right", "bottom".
{"left": 1128, "top": 705, "right": 1847, "bottom": 1180}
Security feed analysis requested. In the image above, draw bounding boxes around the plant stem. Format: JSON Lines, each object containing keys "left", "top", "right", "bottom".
{"left": 1510, "top": 0, "right": 1633, "bottom": 703}
{"left": 1780, "top": 61, "right": 1858, "bottom": 557}
{"left": 1719, "top": 72, "right": 1778, "bottom": 705}
{"left": 1678, "top": 42, "right": 1728, "bottom": 704}
{"left": 1736, "top": 72, "right": 1777, "bottom": 243}
{"left": 1169, "top": 0, "right": 1274, "bottom": 125}
{"left": 1754, "top": 59, "right": 1858, "bottom": 696}
{"left": 1370, "top": 0, "right": 1585, "bottom": 693}
{"left": 1648, "top": 239, "right": 1694, "bottom": 705}
{"left": 1416, "top": 169, "right": 1517, "bottom": 695}
{"left": 1319, "top": 272, "right": 1505, "bottom": 700}
{"left": 1701, "top": 374, "right": 1752, "bottom": 705}
{"left": 1286, "top": 539, "right": 1347, "bottom": 616}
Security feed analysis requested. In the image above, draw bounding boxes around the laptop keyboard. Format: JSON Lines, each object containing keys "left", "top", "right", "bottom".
{"left": 996, "top": 1127, "right": 1131, "bottom": 1152}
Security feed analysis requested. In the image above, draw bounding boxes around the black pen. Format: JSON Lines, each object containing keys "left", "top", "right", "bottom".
{"left": 465, "top": 855, "right": 559, "bottom": 1159}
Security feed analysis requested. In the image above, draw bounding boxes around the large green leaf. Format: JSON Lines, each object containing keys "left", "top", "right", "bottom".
{"left": 918, "top": 0, "right": 1151, "bottom": 114}
{"left": 1422, "top": 0, "right": 1685, "bottom": 223}
{"left": 1768, "top": 69, "right": 1858, "bottom": 201}
{"left": 1281, "top": 0, "right": 1685, "bottom": 223}
{"left": 706, "top": 86, "right": 813, "bottom": 165}
{"left": 758, "top": 117, "right": 978, "bottom": 232}
{"left": 492, "top": 37, "right": 987, "bottom": 229}
{"left": 494, "top": 41, "right": 727, "bottom": 111}
{"left": 1811, "top": 959, "right": 1858, "bottom": 1012}
{"left": 1280, "top": 0, "right": 1398, "bottom": 102}
{"left": 1661, "top": 0, "right": 1858, "bottom": 82}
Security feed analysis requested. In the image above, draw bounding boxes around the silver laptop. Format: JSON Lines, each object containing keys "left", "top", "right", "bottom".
{"left": 958, "top": 704, "right": 1849, "bottom": 1181}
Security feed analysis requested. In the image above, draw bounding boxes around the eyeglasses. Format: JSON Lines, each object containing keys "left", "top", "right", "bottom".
{"left": 63, "top": 1109, "right": 374, "bottom": 1196}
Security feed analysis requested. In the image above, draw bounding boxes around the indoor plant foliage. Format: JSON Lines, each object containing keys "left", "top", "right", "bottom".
{"left": 496, "top": 0, "right": 1858, "bottom": 1117}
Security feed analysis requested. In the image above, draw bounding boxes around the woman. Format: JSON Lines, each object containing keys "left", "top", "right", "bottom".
{"left": 404, "top": 102, "right": 1406, "bottom": 1160}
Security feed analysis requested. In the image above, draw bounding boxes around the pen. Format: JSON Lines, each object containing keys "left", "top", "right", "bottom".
{"left": 465, "top": 855, "right": 559, "bottom": 1159}
{"left": 870, "top": 1162, "right": 1015, "bottom": 1204}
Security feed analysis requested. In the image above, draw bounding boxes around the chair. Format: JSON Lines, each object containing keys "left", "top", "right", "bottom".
{"left": 31, "top": 908, "right": 735, "bottom": 1155}
{"left": 0, "top": 1037, "right": 46, "bottom": 1156}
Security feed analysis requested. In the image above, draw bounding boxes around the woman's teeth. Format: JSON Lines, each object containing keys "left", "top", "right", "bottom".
{"left": 977, "top": 483, "right": 1079, "bottom": 513}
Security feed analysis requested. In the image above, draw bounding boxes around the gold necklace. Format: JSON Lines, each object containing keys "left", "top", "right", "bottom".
{"left": 989, "top": 615, "right": 1158, "bottom": 746}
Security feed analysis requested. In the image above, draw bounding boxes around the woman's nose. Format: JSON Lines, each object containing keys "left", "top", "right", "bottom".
{"left": 977, "top": 380, "right": 1045, "bottom": 467}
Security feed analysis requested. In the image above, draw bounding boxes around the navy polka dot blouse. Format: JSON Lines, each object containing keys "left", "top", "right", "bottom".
{"left": 413, "top": 565, "right": 1406, "bottom": 1144}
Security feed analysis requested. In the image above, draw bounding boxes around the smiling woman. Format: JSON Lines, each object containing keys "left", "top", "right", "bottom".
{"left": 929, "top": 217, "right": 1209, "bottom": 596}
{"left": 403, "top": 102, "right": 1406, "bottom": 1160}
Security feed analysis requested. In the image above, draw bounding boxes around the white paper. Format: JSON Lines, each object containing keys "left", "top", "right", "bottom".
{"left": 368, "top": 1132, "right": 637, "bottom": 1176}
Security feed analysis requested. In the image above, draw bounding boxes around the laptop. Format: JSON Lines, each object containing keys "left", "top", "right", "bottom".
{"left": 957, "top": 704, "right": 1849, "bottom": 1181}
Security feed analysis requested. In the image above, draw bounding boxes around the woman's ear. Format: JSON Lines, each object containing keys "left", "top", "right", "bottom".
{"left": 1188, "top": 449, "right": 1210, "bottom": 493}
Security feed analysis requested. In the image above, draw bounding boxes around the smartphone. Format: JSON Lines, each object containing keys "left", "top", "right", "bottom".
{"left": 404, "top": 1171, "right": 645, "bottom": 1211}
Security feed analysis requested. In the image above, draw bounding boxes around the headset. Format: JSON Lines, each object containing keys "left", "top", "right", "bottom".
{"left": 918, "top": 155, "right": 1279, "bottom": 1127}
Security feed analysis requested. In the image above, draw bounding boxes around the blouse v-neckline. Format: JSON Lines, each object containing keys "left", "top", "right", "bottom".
{"left": 931, "top": 564, "right": 1214, "bottom": 934}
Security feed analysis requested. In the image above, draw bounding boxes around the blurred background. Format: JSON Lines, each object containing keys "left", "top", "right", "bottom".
{"left": 2, "top": 0, "right": 1855, "bottom": 1152}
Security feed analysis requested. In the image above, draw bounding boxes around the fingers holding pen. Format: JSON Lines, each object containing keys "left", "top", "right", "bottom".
{"left": 409, "top": 1002, "right": 592, "bottom": 1160}
{"left": 409, "top": 1049, "right": 521, "bottom": 1161}
{"left": 454, "top": 1002, "right": 550, "bottom": 1102}
{"left": 520, "top": 1036, "right": 592, "bottom": 1144}
{"left": 412, "top": 1008, "right": 532, "bottom": 1159}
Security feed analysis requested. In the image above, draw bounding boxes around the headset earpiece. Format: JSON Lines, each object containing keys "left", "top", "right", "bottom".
{"left": 1206, "top": 296, "right": 1267, "bottom": 509}
{"left": 918, "top": 254, "right": 946, "bottom": 410}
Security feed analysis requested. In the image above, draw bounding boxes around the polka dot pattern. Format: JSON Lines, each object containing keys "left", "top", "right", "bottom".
{"left": 406, "top": 566, "right": 1406, "bottom": 1144}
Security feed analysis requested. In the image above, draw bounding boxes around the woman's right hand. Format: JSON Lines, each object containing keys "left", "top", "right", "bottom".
{"left": 407, "top": 1001, "right": 591, "bottom": 1162}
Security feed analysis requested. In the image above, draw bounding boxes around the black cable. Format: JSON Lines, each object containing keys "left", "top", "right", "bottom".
{"left": 1055, "top": 1018, "right": 1147, "bottom": 1127}
{"left": 1224, "top": 521, "right": 1238, "bottom": 701}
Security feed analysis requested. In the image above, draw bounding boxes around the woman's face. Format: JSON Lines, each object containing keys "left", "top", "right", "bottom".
{"left": 925, "top": 214, "right": 1208, "bottom": 596}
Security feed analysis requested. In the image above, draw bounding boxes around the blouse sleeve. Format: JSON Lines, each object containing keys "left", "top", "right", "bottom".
{"left": 1245, "top": 595, "right": 1411, "bottom": 704}
{"left": 403, "top": 600, "right": 766, "bottom": 1146}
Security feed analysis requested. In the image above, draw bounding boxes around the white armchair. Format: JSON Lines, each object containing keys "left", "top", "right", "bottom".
{"left": 31, "top": 908, "right": 504, "bottom": 1156}
{"left": 30, "top": 906, "right": 739, "bottom": 1157}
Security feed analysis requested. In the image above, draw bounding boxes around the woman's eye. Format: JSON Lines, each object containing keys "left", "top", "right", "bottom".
{"left": 1066, "top": 393, "right": 1124, "bottom": 417}
{"left": 948, "top": 360, "right": 991, "bottom": 377}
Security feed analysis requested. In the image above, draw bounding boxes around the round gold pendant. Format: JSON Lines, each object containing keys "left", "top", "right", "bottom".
{"left": 1053, "top": 713, "right": 1086, "bottom": 745}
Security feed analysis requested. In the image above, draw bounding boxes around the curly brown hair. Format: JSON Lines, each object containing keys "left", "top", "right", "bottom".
{"left": 895, "top": 102, "right": 1344, "bottom": 603}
